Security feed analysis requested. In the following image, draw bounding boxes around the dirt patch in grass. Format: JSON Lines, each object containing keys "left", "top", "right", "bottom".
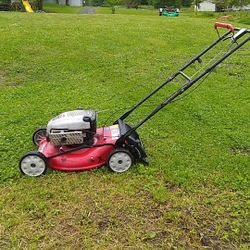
{"left": 97, "top": 216, "right": 113, "bottom": 231}
{"left": 0, "top": 70, "right": 23, "bottom": 87}
{"left": 0, "top": 71, "right": 5, "bottom": 85}
{"left": 0, "top": 177, "right": 249, "bottom": 249}
{"left": 231, "top": 146, "right": 250, "bottom": 156}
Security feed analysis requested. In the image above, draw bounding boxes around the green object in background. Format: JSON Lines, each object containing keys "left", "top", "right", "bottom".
{"left": 163, "top": 11, "right": 179, "bottom": 17}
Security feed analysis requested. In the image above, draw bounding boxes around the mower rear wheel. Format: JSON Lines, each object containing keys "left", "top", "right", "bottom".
{"left": 32, "top": 127, "right": 47, "bottom": 146}
{"left": 108, "top": 149, "right": 134, "bottom": 173}
{"left": 19, "top": 151, "right": 47, "bottom": 177}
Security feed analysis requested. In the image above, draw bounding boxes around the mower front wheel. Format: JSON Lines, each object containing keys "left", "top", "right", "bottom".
{"left": 107, "top": 149, "right": 134, "bottom": 173}
{"left": 19, "top": 151, "right": 48, "bottom": 177}
{"left": 32, "top": 127, "right": 47, "bottom": 146}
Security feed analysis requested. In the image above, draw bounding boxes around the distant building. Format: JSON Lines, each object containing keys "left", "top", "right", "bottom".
{"left": 44, "top": 0, "right": 82, "bottom": 7}
{"left": 194, "top": 1, "right": 215, "bottom": 12}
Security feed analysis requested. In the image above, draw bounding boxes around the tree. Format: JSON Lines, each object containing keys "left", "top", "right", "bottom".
{"left": 228, "top": 0, "right": 250, "bottom": 8}
{"left": 106, "top": 0, "right": 122, "bottom": 13}
{"left": 213, "top": 0, "right": 229, "bottom": 10}
{"left": 193, "top": 0, "right": 203, "bottom": 12}
{"left": 152, "top": 0, "right": 183, "bottom": 9}
{"left": 213, "top": 0, "right": 250, "bottom": 10}
{"left": 123, "top": 0, "right": 141, "bottom": 8}
{"left": 37, "top": 0, "right": 43, "bottom": 10}
{"left": 182, "top": 0, "right": 192, "bottom": 7}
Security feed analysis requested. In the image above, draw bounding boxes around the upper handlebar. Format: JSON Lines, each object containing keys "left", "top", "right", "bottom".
{"left": 214, "top": 22, "right": 235, "bottom": 32}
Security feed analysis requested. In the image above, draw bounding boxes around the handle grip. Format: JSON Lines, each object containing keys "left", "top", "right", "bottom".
{"left": 214, "top": 22, "right": 234, "bottom": 32}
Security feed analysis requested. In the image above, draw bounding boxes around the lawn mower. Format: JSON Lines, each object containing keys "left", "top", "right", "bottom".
{"left": 19, "top": 23, "right": 250, "bottom": 177}
{"left": 159, "top": 7, "right": 179, "bottom": 17}
{"left": 163, "top": 11, "right": 179, "bottom": 17}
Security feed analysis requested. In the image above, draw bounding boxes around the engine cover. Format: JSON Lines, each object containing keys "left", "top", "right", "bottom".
{"left": 47, "top": 110, "right": 97, "bottom": 146}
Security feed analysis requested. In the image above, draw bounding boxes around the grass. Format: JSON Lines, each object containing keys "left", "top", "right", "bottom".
{"left": 43, "top": 3, "right": 250, "bottom": 22}
{"left": 0, "top": 10, "right": 250, "bottom": 249}
{"left": 43, "top": 3, "right": 82, "bottom": 14}
{"left": 192, "top": 10, "right": 250, "bottom": 24}
{"left": 95, "top": 6, "right": 157, "bottom": 15}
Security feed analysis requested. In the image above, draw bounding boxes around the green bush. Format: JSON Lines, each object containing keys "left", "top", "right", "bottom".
{"left": 0, "top": 0, "right": 11, "bottom": 4}
{"left": 85, "top": 0, "right": 105, "bottom": 6}
{"left": 152, "top": 0, "right": 189, "bottom": 8}
{"left": 9, "top": 0, "right": 41, "bottom": 11}
{"left": 10, "top": 0, "right": 23, "bottom": 11}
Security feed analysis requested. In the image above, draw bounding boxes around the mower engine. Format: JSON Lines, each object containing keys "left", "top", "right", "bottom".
{"left": 47, "top": 110, "right": 97, "bottom": 146}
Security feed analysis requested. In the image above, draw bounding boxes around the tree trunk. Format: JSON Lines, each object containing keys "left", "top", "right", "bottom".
{"left": 38, "top": 0, "right": 43, "bottom": 10}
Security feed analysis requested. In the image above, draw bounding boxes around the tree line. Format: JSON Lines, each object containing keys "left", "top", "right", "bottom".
{"left": 87, "top": 0, "right": 192, "bottom": 8}
{"left": 1, "top": 0, "right": 249, "bottom": 11}
{"left": 87, "top": 0, "right": 249, "bottom": 9}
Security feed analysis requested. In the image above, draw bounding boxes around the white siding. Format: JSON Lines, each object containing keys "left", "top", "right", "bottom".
{"left": 69, "top": 0, "right": 82, "bottom": 6}
{"left": 44, "top": 0, "right": 57, "bottom": 4}
{"left": 44, "top": 0, "right": 67, "bottom": 4}
{"left": 44, "top": 0, "right": 82, "bottom": 6}
{"left": 195, "top": 1, "right": 216, "bottom": 11}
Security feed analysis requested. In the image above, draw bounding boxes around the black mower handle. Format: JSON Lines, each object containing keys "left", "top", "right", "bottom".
{"left": 214, "top": 22, "right": 235, "bottom": 32}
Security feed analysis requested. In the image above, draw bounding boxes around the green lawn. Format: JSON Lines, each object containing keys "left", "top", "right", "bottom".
{"left": 42, "top": 4, "right": 250, "bottom": 24}
{"left": 43, "top": 3, "right": 82, "bottom": 14}
{"left": 0, "top": 11, "right": 249, "bottom": 249}
{"left": 95, "top": 6, "right": 157, "bottom": 15}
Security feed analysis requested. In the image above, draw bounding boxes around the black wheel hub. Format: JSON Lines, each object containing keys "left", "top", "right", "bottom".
{"left": 31, "top": 163, "right": 36, "bottom": 168}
